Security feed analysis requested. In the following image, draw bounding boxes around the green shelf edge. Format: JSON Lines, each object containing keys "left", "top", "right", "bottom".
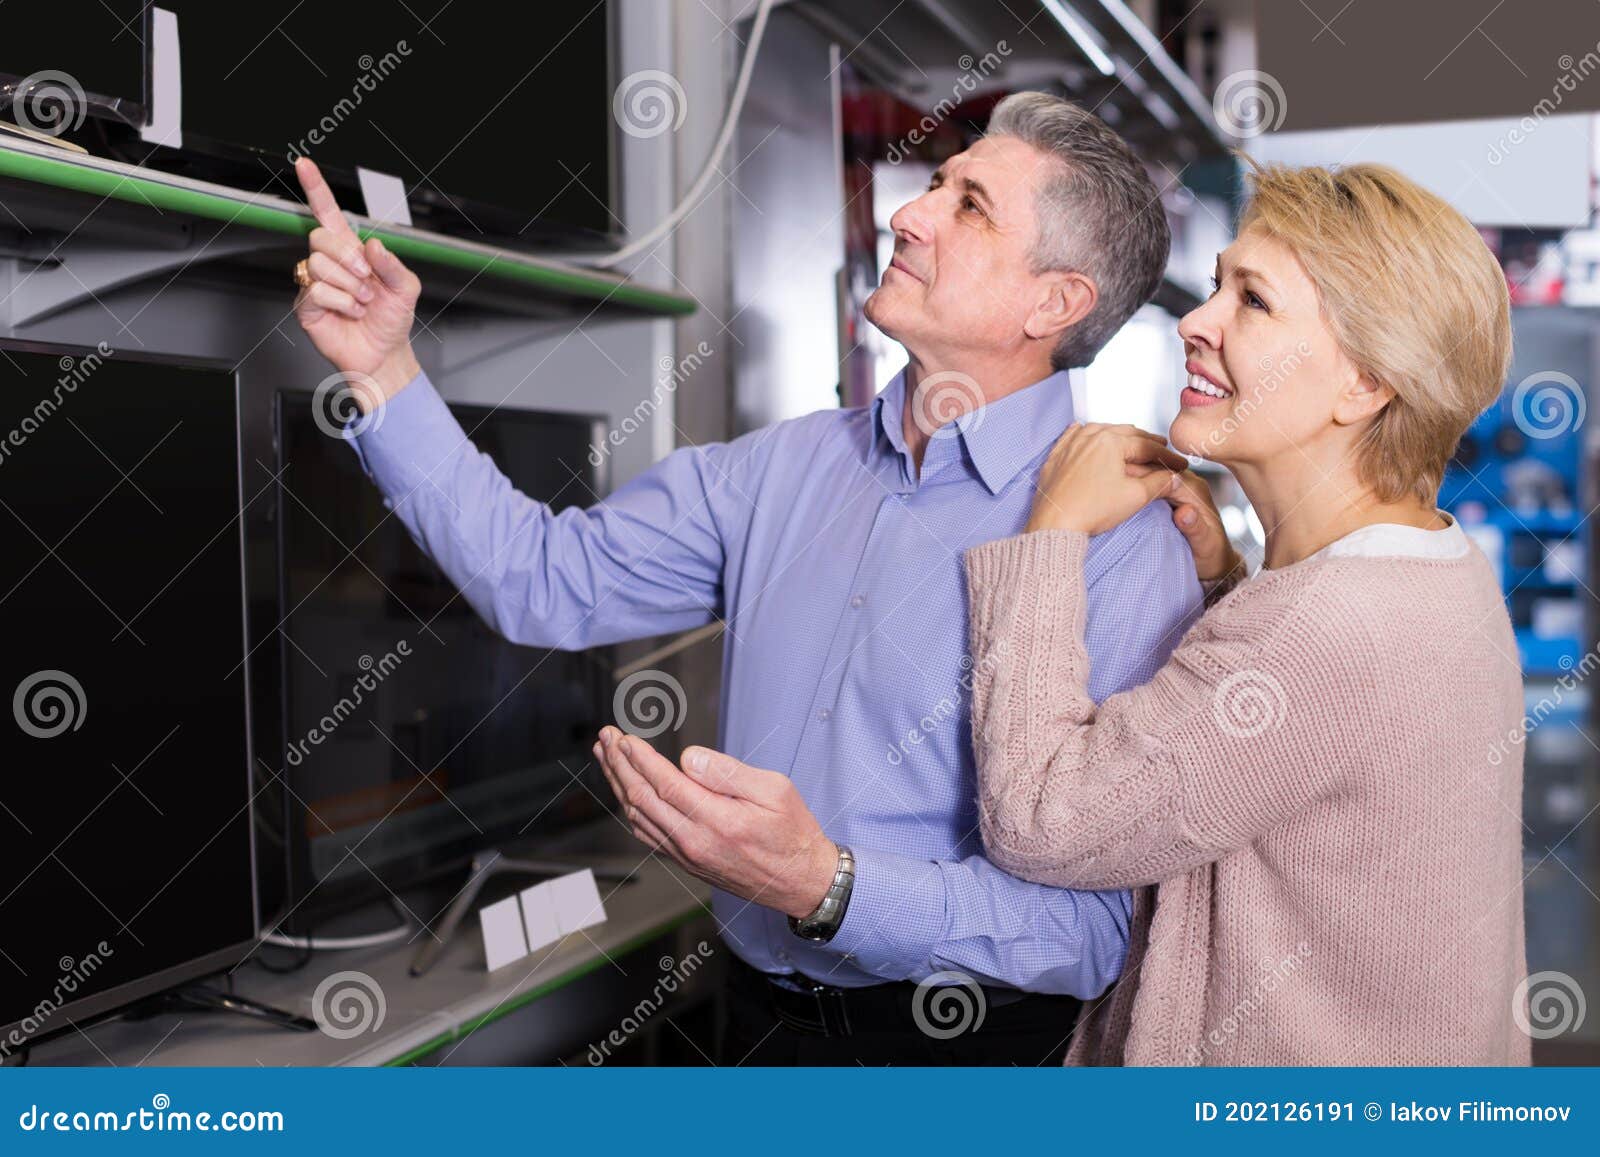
{"left": 382, "top": 903, "right": 712, "bottom": 1067}
{"left": 0, "top": 145, "right": 695, "bottom": 317}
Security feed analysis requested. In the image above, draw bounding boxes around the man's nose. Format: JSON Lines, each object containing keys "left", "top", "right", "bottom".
{"left": 888, "top": 196, "right": 933, "bottom": 247}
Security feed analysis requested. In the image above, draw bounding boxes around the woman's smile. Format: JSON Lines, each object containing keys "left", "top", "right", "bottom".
{"left": 1180, "top": 361, "right": 1234, "bottom": 408}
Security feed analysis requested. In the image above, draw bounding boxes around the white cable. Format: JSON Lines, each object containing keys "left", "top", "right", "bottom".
{"left": 261, "top": 925, "right": 408, "bottom": 950}
{"left": 261, "top": 898, "right": 413, "bottom": 951}
{"left": 587, "top": 0, "right": 776, "bottom": 269}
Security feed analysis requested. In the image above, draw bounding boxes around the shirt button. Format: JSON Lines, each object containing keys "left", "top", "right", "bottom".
{"left": 849, "top": 594, "right": 866, "bottom": 609}
{"left": 816, "top": 708, "right": 831, "bottom": 723}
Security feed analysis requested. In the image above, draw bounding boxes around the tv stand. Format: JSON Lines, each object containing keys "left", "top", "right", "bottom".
{"left": 123, "top": 983, "right": 315, "bottom": 1032}
{"left": 410, "top": 851, "right": 635, "bottom": 977}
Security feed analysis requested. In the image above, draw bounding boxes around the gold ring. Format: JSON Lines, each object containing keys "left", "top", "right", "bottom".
{"left": 293, "top": 258, "right": 312, "bottom": 289}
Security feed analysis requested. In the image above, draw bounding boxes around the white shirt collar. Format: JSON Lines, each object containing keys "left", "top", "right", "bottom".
{"left": 1301, "top": 510, "right": 1471, "bottom": 564}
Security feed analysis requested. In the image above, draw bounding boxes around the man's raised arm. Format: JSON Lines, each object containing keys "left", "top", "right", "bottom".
{"left": 291, "top": 155, "right": 751, "bottom": 650}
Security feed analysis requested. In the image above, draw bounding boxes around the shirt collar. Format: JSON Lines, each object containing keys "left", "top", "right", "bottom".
{"left": 870, "top": 364, "right": 1077, "bottom": 495}
{"left": 1302, "top": 510, "right": 1471, "bottom": 564}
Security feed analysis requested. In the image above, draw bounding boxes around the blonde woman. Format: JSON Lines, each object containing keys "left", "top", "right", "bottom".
{"left": 964, "top": 160, "right": 1529, "bottom": 1065}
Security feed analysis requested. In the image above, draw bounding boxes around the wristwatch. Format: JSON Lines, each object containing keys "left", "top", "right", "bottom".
{"left": 788, "top": 844, "right": 855, "bottom": 943}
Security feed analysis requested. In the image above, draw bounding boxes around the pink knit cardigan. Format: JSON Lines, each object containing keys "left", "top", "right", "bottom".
{"left": 963, "top": 529, "right": 1530, "bottom": 1065}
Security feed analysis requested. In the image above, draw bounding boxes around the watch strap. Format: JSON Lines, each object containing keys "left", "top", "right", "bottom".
{"left": 788, "top": 844, "right": 855, "bottom": 943}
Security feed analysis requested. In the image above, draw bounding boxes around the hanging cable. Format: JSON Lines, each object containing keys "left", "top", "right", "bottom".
{"left": 587, "top": 0, "right": 776, "bottom": 269}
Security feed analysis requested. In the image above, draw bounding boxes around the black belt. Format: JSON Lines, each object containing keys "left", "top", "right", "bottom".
{"left": 728, "top": 954, "right": 1080, "bottom": 1039}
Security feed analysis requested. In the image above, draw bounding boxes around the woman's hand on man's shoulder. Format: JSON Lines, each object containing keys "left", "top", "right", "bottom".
{"left": 1025, "top": 422, "right": 1188, "bottom": 537}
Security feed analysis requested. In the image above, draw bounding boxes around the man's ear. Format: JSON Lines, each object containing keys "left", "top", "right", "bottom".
{"left": 1332, "top": 369, "right": 1396, "bottom": 426}
{"left": 1024, "top": 272, "right": 1097, "bottom": 343}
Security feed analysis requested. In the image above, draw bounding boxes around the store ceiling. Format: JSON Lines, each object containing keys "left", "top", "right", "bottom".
{"left": 789, "top": 0, "right": 1230, "bottom": 166}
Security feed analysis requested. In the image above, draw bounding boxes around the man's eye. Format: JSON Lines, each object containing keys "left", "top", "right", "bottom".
{"left": 962, "top": 195, "right": 983, "bottom": 214}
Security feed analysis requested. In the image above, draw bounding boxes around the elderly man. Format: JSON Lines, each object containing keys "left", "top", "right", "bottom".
{"left": 291, "top": 92, "right": 1200, "bottom": 1065}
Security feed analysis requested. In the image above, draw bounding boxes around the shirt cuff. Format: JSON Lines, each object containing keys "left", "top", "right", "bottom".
{"left": 816, "top": 845, "right": 946, "bottom": 979}
{"left": 344, "top": 367, "right": 458, "bottom": 492}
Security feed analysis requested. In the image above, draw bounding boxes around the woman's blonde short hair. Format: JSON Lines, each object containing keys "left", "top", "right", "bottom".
{"left": 1237, "top": 158, "right": 1512, "bottom": 504}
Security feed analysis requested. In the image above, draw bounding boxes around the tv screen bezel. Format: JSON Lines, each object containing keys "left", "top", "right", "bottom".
{"left": 0, "top": 334, "right": 262, "bottom": 1052}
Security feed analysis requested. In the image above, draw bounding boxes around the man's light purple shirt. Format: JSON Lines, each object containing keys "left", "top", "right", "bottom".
{"left": 349, "top": 364, "right": 1202, "bottom": 997}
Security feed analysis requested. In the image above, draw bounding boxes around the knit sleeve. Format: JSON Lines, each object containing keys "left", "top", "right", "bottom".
{"left": 963, "top": 528, "right": 1366, "bottom": 891}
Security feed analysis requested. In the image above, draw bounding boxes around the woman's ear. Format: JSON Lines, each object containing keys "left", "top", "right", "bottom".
{"left": 1332, "top": 370, "right": 1396, "bottom": 426}
{"left": 1024, "top": 272, "right": 1097, "bottom": 343}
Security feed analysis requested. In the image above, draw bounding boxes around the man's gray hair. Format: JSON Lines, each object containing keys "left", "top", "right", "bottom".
{"left": 986, "top": 93, "right": 1170, "bottom": 369}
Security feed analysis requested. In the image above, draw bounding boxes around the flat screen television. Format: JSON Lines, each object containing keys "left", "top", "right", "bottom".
{"left": 272, "top": 390, "right": 612, "bottom": 930}
{"left": 0, "top": 338, "right": 256, "bottom": 1053}
{"left": 140, "top": 1, "right": 616, "bottom": 249}
{"left": 0, "top": 2, "right": 150, "bottom": 131}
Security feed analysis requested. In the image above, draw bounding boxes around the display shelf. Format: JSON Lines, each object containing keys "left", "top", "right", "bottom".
{"left": 0, "top": 133, "right": 695, "bottom": 319}
{"left": 25, "top": 842, "right": 714, "bottom": 1068}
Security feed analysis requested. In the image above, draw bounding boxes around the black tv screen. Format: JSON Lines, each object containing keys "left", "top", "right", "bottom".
{"left": 157, "top": 1, "right": 615, "bottom": 244}
{"left": 274, "top": 391, "right": 611, "bottom": 927}
{"left": 0, "top": 2, "right": 150, "bottom": 129}
{"left": 0, "top": 339, "right": 255, "bottom": 1051}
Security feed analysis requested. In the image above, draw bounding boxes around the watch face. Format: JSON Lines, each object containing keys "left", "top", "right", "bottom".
{"left": 789, "top": 908, "right": 835, "bottom": 942}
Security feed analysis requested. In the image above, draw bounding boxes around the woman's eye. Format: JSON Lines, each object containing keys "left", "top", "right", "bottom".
{"left": 962, "top": 195, "right": 982, "bottom": 215}
{"left": 1245, "top": 290, "right": 1267, "bottom": 311}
